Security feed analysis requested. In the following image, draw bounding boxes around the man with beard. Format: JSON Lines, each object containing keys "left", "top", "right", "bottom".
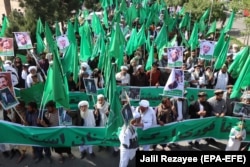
{"left": 67, "top": 101, "right": 96, "bottom": 158}
{"left": 190, "top": 65, "right": 206, "bottom": 88}
{"left": 130, "top": 65, "right": 149, "bottom": 86}
{"left": 223, "top": 85, "right": 238, "bottom": 116}
{"left": 45, "top": 101, "right": 74, "bottom": 164}
{"left": 189, "top": 92, "right": 212, "bottom": 147}
{"left": 208, "top": 90, "right": 227, "bottom": 117}
{"left": 213, "top": 65, "right": 230, "bottom": 90}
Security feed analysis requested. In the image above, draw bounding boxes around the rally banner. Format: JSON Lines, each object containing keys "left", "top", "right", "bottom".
{"left": 16, "top": 85, "right": 215, "bottom": 109}
{"left": 199, "top": 40, "right": 216, "bottom": 60}
{"left": 0, "top": 117, "right": 249, "bottom": 147}
{"left": 163, "top": 69, "right": 184, "bottom": 97}
{"left": 167, "top": 46, "right": 183, "bottom": 67}
{"left": 0, "top": 37, "right": 14, "bottom": 56}
{"left": 233, "top": 102, "right": 250, "bottom": 118}
{"left": 14, "top": 32, "right": 33, "bottom": 50}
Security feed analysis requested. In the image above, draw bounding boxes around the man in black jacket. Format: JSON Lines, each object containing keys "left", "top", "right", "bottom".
{"left": 188, "top": 92, "right": 212, "bottom": 147}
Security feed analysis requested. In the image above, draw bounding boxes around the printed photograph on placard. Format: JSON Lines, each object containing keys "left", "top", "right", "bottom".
{"left": 167, "top": 46, "right": 183, "bottom": 67}
{"left": 121, "top": 87, "right": 141, "bottom": 101}
{"left": 164, "top": 69, "right": 184, "bottom": 97}
{"left": 0, "top": 38, "right": 14, "bottom": 56}
{"left": 233, "top": 102, "right": 250, "bottom": 117}
{"left": 58, "top": 107, "right": 72, "bottom": 126}
{"left": 56, "top": 35, "right": 70, "bottom": 51}
{"left": 121, "top": 103, "right": 133, "bottom": 125}
{"left": 199, "top": 40, "right": 216, "bottom": 60}
{"left": 83, "top": 78, "right": 97, "bottom": 95}
{"left": 14, "top": 32, "right": 33, "bottom": 49}
{"left": 0, "top": 87, "right": 19, "bottom": 110}
{"left": 0, "top": 72, "right": 15, "bottom": 95}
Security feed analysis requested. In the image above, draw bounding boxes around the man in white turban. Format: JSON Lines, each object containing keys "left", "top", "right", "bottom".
{"left": 115, "top": 66, "right": 130, "bottom": 86}
{"left": 78, "top": 101, "right": 96, "bottom": 158}
{"left": 94, "top": 94, "right": 110, "bottom": 127}
{"left": 119, "top": 112, "right": 140, "bottom": 167}
{"left": 25, "top": 66, "right": 43, "bottom": 88}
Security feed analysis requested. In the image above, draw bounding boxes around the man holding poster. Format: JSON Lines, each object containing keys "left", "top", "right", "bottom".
{"left": 164, "top": 69, "right": 184, "bottom": 98}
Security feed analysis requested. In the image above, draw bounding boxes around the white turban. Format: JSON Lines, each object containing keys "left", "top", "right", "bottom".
{"left": 136, "top": 65, "right": 142, "bottom": 71}
{"left": 4, "top": 60, "right": 12, "bottom": 65}
{"left": 78, "top": 101, "right": 89, "bottom": 109}
{"left": 81, "top": 62, "right": 89, "bottom": 68}
{"left": 139, "top": 100, "right": 149, "bottom": 108}
{"left": 97, "top": 94, "right": 104, "bottom": 99}
{"left": 133, "top": 111, "right": 141, "bottom": 119}
{"left": 28, "top": 66, "right": 37, "bottom": 73}
{"left": 120, "top": 66, "right": 128, "bottom": 71}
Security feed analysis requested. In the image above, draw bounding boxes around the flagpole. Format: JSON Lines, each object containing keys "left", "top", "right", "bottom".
{"left": 12, "top": 108, "right": 26, "bottom": 124}
{"left": 149, "top": 65, "right": 152, "bottom": 87}
{"left": 208, "top": 0, "right": 214, "bottom": 26}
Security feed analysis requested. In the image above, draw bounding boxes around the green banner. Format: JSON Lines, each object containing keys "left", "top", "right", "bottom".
{"left": 16, "top": 86, "right": 215, "bottom": 109}
{"left": 0, "top": 117, "right": 249, "bottom": 147}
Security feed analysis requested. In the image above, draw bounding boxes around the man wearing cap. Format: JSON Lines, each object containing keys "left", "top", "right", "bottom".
{"left": 130, "top": 65, "right": 148, "bottom": 86}
{"left": 116, "top": 66, "right": 130, "bottom": 86}
{"left": 225, "top": 53, "right": 233, "bottom": 68}
{"left": 212, "top": 65, "right": 230, "bottom": 90}
{"left": 190, "top": 65, "right": 206, "bottom": 88}
{"left": 225, "top": 120, "right": 246, "bottom": 151}
{"left": 135, "top": 100, "right": 157, "bottom": 151}
{"left": 94, "top": 94, "right": 110, "bottom": 127}
{"left": 146, "top": 62, "right": 161, "bottom": 86}
{"left": 68, "top": 101, "right": 96, "bottom": 158}
{"left": 189, "top": 92, "right": 212, "bottom": 146}
{"left": 208, "top": 90, "right": 227, "bottom": 117}
{"left": 79, "top": 62, "right": 92, "bottom": 76}
{"left": 119, "top": 111, "right": 139, "bottom": 167}
{"left": 171, "top": 91, "right": 189, "bottom": 122}
{"left": 223, "top": 85, "right": 238, "bottom": 116}
{"left": 186, "top": 50, "right": 198, "bottom": 69}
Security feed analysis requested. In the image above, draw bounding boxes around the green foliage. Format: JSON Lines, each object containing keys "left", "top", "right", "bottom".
{"left": 229, "top": 0, "right": 250, "bottom": 12}
{"left": 184, "top": 0, "right": 227, "bottom": 23}
{"left": 165, "top": 0, "right": 187, "bottom": 6}
{"left": 6, "top": 0, "right": 81, "bottom": 42}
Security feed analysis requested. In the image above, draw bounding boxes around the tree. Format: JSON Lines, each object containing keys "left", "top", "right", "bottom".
{"left": 183, "top": 0, "right": 227, "bottom": 25}
{"left": 4, "top": 0, "right": 11, "bottom": 16}
{"left": 6, "top": 0, "right": 82, "bottom": 42}
{"left": 165, "top": 0, "right": 188, "bottom": 7}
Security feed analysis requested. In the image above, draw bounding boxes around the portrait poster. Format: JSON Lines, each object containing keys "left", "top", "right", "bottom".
{"left": 199, "top": 40, "right": 216, "bottom": 60}
{"left": 56, "top": 35, "right": 70, "bottom": 51}
{"left": 167, "top": 46, "right": 183, "bottom": 68}
{"left": 121, "top": 87, "right": 141, "bottom": 101}
{"left": 58, "top": 107, "right": 72, "bottom": 126}
{"left": 0, "top": 72, "right": 15, "bottom": 96}
{"left": 83, "top": 78, "right": 97, "bottom": 95}
{"left": 163, "top": 69, "right": 184, "bottom": 98}
{"left": 233, "top": 102, "right": 250, "bottom": 118}
{"left": 14, "top": 32, "right": 33, "bottom": 50}
{"left": 121, "top": 103, "right": 133, "bottom": 125}
{"left": 0, "top": 38, "right": 14, "bottom": 56}
{"left": 0, "top": 87, "right": 19, "bottom": 110}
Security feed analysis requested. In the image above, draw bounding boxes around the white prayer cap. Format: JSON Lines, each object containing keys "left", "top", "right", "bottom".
{"left": 81, "top": 62, "right": 89, "bottom": 68}
{"left": 125, "top": 34, "right": 130, "bottom": 40}
{"left": 232, "top": 44, "right": 238, "bottom": 48}
{"left": 136, "top": 65, "right": 142, "bottom": 71}
{"left": 120, "top": 66, "right": 128, "bottom": 71}
{"left": 4, "top": 60, "right": 12, "bottom": 65}
{"left": 97, "top": 94, "right": 104, "bottom": 99}
{"left": 156, "top": 26, "right": 161, "bottom": 30}
{"left": 78, "top": 100, "right": 89, "bottom": 108}
{"left": 139, "top": 100, "right": 149, "bottom": 108}
{"left": 28, "top": 66, "right": 37, "bottom": 73}
{"left": 3, "top": 64, "right": 12, "bottom": 71}
{"left": 133, "top": 111, "right": 141, "bottom": 119}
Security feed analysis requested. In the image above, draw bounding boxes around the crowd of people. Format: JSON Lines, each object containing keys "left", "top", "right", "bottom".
{"left": 0, "top": 0, "right": 249, "bottom": 166}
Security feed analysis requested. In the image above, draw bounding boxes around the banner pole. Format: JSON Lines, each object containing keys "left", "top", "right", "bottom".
{"left": 12, "top": 107, "right": 26, "bottom": 124}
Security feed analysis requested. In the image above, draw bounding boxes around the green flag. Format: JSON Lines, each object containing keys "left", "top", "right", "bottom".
{"left": 155, "top": 24, "right": 168, "bottom": 50}
{"left": 188, "top": 22, "right": 199, "bottom": 51}
{"left": 79, "top": 22, "right": 92, "bottom": 61}
{"left": 91, "top": 34, "right": 105, "bottom": 60}
{"left": 180, "top": 30, "right": 189, "bottom": 48}
{"left": 74, "top": 16, "right": 79, "bottom": 33}
{"left": 36, "top": 18, "right": 44, "bottom": 35}
{"left": 213, "top": 32, "right": 225, "bottom": 59}
{"left": 136, "top": 24, "right": 146, "bottom": 47}
{"left": 104, "top": 64, "right": 123, "bottom": 138}
{"left": 228, "top": 47, "right": 250, "bottom": 79}
{"left": 125, "top": 28, "right": 138, "bottom": 56}
{"left": 199, "top": 9, "right": 210, "bottom": 34}
{"left": 45, "top": 22, "right": 55, "bottom": 52}
{"left": 200, "top": 8, "right": 210, "bottom": 21}
{"left": 36, "top": 33, "right": 45, "bottom": 54}
{"left": 206, "top": 20, "right": 217, "bottom": 36}
{"left": 223, "top": 11, "right": 235, "bottom": 33}
{"left": 179, "top": 13, "right": 190, "bottom": 29}
{"left": 214, "top": 37, "right": 230, "bottom": 70}
{"left": 145, "top": 31, "right": 151, "bottom": 52}
{"left": 168, "top": 35, "right": 177, "bottom": 47}
{"left": 125, "top": 4, "right": 138, "bottom": 28}
{"left": 0, "top": 16, "right": 9, "bottom": 37}
{"left": 91, "top": 12, "right": 104, "bottom": 35}
{"left": 55, "top": 21, "right": 61, "bottom": 37}
{"left": 67, "top": 21, "right": 76, "bottom": 44}
{"left": 109, "top": 22, "right": 125, "bottom": 58}
{"left": 103, "top": 9, "right": 109, "bottom": 28}
{"left": 52, "top": 45, "right": 70, "bottom": 108}
{"left": 145, "top": 42, "right": 155, "bottom": 71}
{"left": 230, "top": 55, "right": 250, "bottom": 99}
